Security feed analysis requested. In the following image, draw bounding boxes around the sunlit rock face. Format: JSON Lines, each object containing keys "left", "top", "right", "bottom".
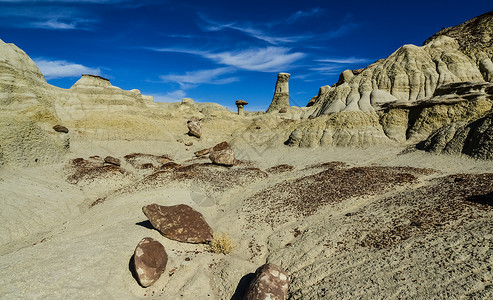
{"left": 0, "top": 38, "right": 69, "bottom": 167}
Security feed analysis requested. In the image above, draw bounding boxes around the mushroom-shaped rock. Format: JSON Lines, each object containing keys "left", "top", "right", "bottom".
{"left": 244, "top": 263, "right": 290, "bottom": 300}
{"left": 142, "top": 204, "right": 213, "bottom": 243}
{"left": 235, "top": 100, "right": 248, "bottom": 115}
{"left": 209, "top": 141, "right": 235, "bottom": 166}
{"left": 104, "top": 156, "right": 121, "bottom": 166}
{"left": 187, "top": 119, "right": 202, "bottom": 138}
{"left": 194, "top": 148, "right": 211, "bottom": 157}
{"left": 132, "top": 237, "right": 168, "bottom": 287}
{"left": 53, "top": 125, "right": 69, "bottom": 133}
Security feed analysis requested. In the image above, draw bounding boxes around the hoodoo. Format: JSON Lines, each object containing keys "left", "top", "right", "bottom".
{"left": 267, "top": 72, "right": 290, "bottom": 113}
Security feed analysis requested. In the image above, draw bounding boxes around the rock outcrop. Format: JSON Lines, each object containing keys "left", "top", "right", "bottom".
{"left": 132, "top": 237, "right": 168, "bottom": 287}
{"left": 423, "top": 111, "right": 493, "bottom": 160}
{"left": 287, "top": 12, "right": 493, "bottom": 151}
{"left": 244, "top": 263, "right": 290, "bottom": 300}
{"left": 0, "top": 38, "right": 69, "bottom": 167}
{"left": 209, "top": 141, "right": 235, "bottom": 166}
{"left": 142, "top": 204, "right": 213, "bottom": 243}
{"left": 187, "top": 119, "right": 202, "bottom": 138}
{"left": 309, "top": 12, "right": 492, "bottom": 117}
{"left": 104, "top": 156, "right": 121, "bottom": 166}
{"left": 267, "top": 73, "right": 290, "bottom": 113}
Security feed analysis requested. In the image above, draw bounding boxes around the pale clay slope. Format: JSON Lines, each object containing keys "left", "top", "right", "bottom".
{"left": 0, "top": 146, "right": 492, "bottom": 299}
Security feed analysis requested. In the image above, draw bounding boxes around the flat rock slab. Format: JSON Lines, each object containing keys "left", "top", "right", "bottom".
{"left": 244, "top": 263, "right": 290, "bottom": 300}
{"left": 133, "top": 237, "right": 168, "bottom": 287}
{"left": 104, "top": 156, "right": 121, "bottom": 166}
{"left": 209, "top": 141, "right": 235, "bottom": 166}
{"left": 142, "top": 203, "right": 213, "bottom": 243}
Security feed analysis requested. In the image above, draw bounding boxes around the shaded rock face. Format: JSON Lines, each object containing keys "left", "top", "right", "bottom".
{"left": 244, "top": 263, "right": 290, "bottom": 300}
{"left": 309, "top": 12, "right": 493, "bottom": 117}
{"left": 209, "top": 141, "right": 235, "bottom": 166}
{"left": 267, "top": 73, "right": 290, "bottom": 113}
{"left": 423, "top": 112, "right": 493, "bottom": 159}
{"left": 132, "top": 237, "right": 168, "bottom": 287}
{"left": 187, "top": 119, "right": 202, "bottom": 138}
{"left": 142, "top": 203, "right": 213, "bottom": 243}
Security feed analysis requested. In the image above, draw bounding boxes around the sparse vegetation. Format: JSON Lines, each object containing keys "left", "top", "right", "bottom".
{"left": 210, "top": 233, "right": 236, "bottom": 254}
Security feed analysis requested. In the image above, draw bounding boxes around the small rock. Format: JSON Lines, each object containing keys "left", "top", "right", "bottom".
{"left": 187, "top": 119, "right": 202, "bottom": 138}
{"left": 181, "top": 98, "right": 194, "bottom": 105}
{"left": 142, "top": 203, "right": 213, "bottom": 243}
{"left": 53, "top": 125, "right": 69, "bottom": 133}
{"left": 104, "top": 156, "right": 121, "bottom": 166}
{"left": 194, "top": 148, "right": 211, "bottom": 157}
{"left": 185, "top": 141, "right": 193, "bottom": 146}
{"left": 133, "top": 237, "right": 168, "bottom": 287}
{"left": 244, "top": 263, "right": 290, "bottom": 300}
{"left": 209, "top": 141, "right": 235, "bottom": 166}
{"left": 279, "top": 108, "right": 287, "bottom": 113}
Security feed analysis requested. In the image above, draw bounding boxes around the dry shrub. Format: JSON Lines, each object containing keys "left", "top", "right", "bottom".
{"left": 210, "top": 233, "right": 236, "bottom": 254}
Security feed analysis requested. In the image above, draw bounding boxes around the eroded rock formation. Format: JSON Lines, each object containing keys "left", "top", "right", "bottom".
{"left": 309, "top": 12, "right": 493, "bottom": 117}
{"left": 267, "top": 73, "right": 290, "bottom": 113}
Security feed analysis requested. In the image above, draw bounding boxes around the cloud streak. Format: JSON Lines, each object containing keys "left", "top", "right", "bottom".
{"left": 152, "top": 47, "right": 305, "bottom": 72}
{"left": 160, "top": 67, "right": 239, "bottom": 88}
{"left": 199, "top": 15, "right": 307, "bottom": 45}
{"left": 34, "top": 59, "right": 101, "bottom": 79}
{"left": 151, "top": 90, "right": 187, "bottom": 102}
{"left": 287, "top": 7, "right": 323, "bottom": 23}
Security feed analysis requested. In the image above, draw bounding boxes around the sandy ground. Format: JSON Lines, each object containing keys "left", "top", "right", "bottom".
{"left": 0, "top": 141, "right": 492, "bottom": 299}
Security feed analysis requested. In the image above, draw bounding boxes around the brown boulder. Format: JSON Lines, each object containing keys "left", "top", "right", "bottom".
{"left": 104, "top": 156, "right": 121, "bottom": 166}
{"left": 279, "top": 107, "right": 287, "bottom": 113}
{"left": 132, "top": 237, "right": 168, "bottom": 287}
{"left": 142, "top": 203, "right": 213, "bottom": 243}
{"left": 194, "top": 148, "right": 211, "bottom": 157}
{"left": 187, "top": 119, "right": 202, "bottom": 138}
{"left": 209, "top": 141, "right": 235, "bottom": 166}
{"left": 244, "top": 263, "right": 290, "bottom": 300}
{"left": 53, "top": 125, "right": 69, "bottom": 133}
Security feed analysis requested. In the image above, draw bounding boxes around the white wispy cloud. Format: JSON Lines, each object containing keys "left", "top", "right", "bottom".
{"left": 160, "top": 67, "right": 238, "bottom": 88}
{"left": 152, "top": 47, "right": 305, "bottom": 72}
{"left": 287, "top": 7, "right": 323, "bottom": 23}
{"left": 34, "top": 59, "right": 101, "bottom": 79}
{"left": 198, "top": 14, "right": 309, "bottom": 45}
{"left": 316, "top": 57, "right": 371, "bottom": 64}
{"left": 151, "top": 90, "right": 186, "bottom": 102}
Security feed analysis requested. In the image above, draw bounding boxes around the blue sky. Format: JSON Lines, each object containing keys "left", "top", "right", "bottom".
{"left": 0, "top": 1, "right": 491, "bottom": 110}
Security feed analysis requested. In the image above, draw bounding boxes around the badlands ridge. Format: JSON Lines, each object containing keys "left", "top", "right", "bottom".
{"left": 0, "top": 11, "right": 492, "bottom": 299}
